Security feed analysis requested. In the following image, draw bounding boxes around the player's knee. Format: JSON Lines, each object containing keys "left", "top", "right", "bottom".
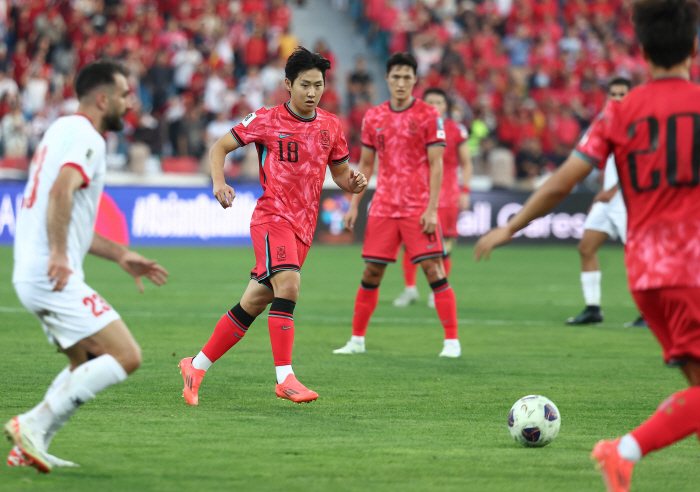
{"left": 420, "top": 260, "right": 444, "bottom": 282}
{"left": 577, "top": 240, "right": 596, "bottom": 258}
{"left": 119, "top": 343, "right": 142, "bottom": 375}
{"left": 362, "top": 263, "right": 384, "bottom": 284}
{"left": 681, "top": 362, "right": 700, "bottom": 386}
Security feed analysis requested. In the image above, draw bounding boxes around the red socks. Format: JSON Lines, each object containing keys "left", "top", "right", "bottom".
{"left": 402, "top": 252, "right": 418, "bottom": 288}
{"left": 430, "top": 279, "right": 458, "bottom": 339}
{"left": 352, "top": 281, "right": 379, "bottom": 337}
{"left": 631, "top": 386, "right": 700, "bottom": 456}
{"left": 268, "top": 297, "right": 296, "bottom": 366}
{"left": 202, "top": 304, "right": 256, "bottom": 362}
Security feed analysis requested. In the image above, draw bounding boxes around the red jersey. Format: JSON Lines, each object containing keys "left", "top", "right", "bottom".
{"left": 361, "top": 99, "right": 446, "bottom": 217}
{"left": 439, "top": 119, "right": 469, "bottom": 209}
{"left": 231, "top": 102, "right": 350, "bottom": 246}
{"left": 574, "top": 78, "right": 700, "bottom": 291}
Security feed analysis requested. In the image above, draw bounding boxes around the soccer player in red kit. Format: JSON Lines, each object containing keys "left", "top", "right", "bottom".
{"left": 334, "top": 53, "right": 461, "bottom": 358}
{"left": 178, "top": 47, "right": 367, "bottom": 405}
{"left": 394, "top": 87, "right": 472, "bottom": 309}
{"left": 475, "top": 1, "right": 700, "bottom": 490}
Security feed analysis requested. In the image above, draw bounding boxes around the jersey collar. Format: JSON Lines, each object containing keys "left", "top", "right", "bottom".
{"left": 284, "top": 102, "right": 316, "bottom": 122}
{"left": 389, "top": 97, "right": 415, "bottom": 112}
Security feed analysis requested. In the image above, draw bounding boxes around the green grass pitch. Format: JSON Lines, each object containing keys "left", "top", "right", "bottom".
{"left": 0, "top": 244, "right": 698, "bottom": 492}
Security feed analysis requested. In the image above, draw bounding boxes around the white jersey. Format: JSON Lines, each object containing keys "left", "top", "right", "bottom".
{"left": 13, "top": 114, "right": 106, "bottom": 284}
{"left": 602, "top": 154, "right": 619, "bottom": 191}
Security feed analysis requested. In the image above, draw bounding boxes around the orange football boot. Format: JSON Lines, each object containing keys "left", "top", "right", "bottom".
{"left": 179, "top": 357, "right": 205, "bottom": 405}
{"left": 3, "top": 417, "right": 51, "bottom": 473}
{"left": 591, "top": 438, "right": 635, "bottom": 492}
{"left": 275, "top": 374, "right": 318, "bottom": 403}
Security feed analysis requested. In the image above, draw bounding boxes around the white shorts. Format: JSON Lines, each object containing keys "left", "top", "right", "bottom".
{"left": 583, "top": 193, "right": 627, "bottom": 243}
{"left": 13, "top": 278, "right": 121, "bottom": 349}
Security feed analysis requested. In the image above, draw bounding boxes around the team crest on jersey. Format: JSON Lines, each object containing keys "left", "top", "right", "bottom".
{"left": 320, "top": 130, "right": 330, "bottom": 147}
{"left": 409, "top": 120, "right": 418, "bottom": 133}
{"left": 242, "top": 112, "right": 257, "bottom": 127}
{"left": 277, "top": 246, "right": 286, "bottom": 260}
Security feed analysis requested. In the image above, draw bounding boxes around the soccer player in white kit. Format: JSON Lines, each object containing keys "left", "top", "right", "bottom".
{"left": 566, "top": 77, "right": 644, "bottom": 327}
{"left": 4, "top": 60, "right": 168, "bottom": 473}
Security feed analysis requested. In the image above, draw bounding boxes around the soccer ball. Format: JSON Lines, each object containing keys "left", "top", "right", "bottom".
{"left": 507, "top": 395, "right": 561, "bottom": 447}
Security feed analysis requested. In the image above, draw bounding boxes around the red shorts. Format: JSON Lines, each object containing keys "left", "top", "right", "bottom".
{"left": 362, "top": 215, "right": 445, "bottom": 264}
{"left": 633, "top": 287, "right": 700, "bottom": 366}
{"left": 250, "top": 222, "right": 310, "bottom": 290}
{"left": 439, "top": 206, "right": 459, "bottom": 238}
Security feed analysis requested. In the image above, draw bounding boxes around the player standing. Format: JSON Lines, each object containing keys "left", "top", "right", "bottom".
{"left": 333, "top": 53, "right": 461, "bottom": 358}
{"left": 567, "top": 77, "right": 645, "bottom": 328}
{"left": 4, "top": 60, "right": 169, "bottom": 473}
{"left": 475, "top": 1, "right": 700, "bottom": 490}
{"left": 394, "top": 87, "right": 472, "bottom": 309}
{"left": 178, "top": 47, "right": 367, "bottom": 405}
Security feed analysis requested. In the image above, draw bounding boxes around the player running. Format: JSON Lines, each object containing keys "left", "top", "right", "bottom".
{"left": 394, "top": 87, "right": 472, "bottom": 309}
{"left": 4, "top": 60, "right": 169, "bottom": 473}
{"left": 566, "top": 77, "right": 646, "bottom": 328}
{"left": 475, "top": 1, "right": 700, "bottom": 490}
{"left": 178, "top": 47, "right": 367, "bottom": 405}
{"left": 333, "top": 53, "right": 461, "bottom": 358}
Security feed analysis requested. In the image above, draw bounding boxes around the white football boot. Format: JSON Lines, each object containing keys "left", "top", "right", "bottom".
{"left": 393, "top": 288, "right": 419, "bottom": 307}
{"left": 439, "top": 339, "right": 461, "bottom": 358}
{"left": 333, "top": 339, "right": 366, "bottom": 354}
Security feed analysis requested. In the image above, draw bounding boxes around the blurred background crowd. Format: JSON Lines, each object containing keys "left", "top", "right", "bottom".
{"left": 2, "top": 0, "right": 698, "bottom": 189}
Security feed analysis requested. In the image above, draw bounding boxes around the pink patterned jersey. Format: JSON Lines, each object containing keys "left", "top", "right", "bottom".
{"left": 439, "top": 118, "right": 469, "bottom": 209}
{"left": 231, "top": 102, "right": 350, "bottom": 245}
{"left": 361, "top": 98, "right": 446, "bottom": 217}
{"left": 574, "top": 78, "right": 700, "bottom": 291}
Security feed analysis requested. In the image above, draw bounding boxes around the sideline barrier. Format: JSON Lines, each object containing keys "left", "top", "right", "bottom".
{"left": 0, "top": 183, "right": 605, "bottom": 247}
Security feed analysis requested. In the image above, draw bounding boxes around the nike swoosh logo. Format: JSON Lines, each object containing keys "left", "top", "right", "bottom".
{"left": 376, "top": 127, "right": 385, "bottom": 132}
{"left": 426, "top": 244, "right": 436, "bottom": 249}
{"left": 279, "top": 134, "right": 294, "bottom": 138}
{"left": 282, "top": 326, "right": 292, "bottom": 330}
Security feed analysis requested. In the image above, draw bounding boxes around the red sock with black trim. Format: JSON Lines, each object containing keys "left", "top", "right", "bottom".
{"left": 443, "top": 254, "right": 452, "bottom": 278}
{"left": 630, "top": 386, "right": 700, "bottom": 456}
{"left": 201, "top": 303, "right": 256, "bottom": 362}
{"left": 402, "top": 252, "right": 418, "bottom": 288}
{"left": 268, "top": 297, "right": 296, "bottom": 366}
{"left": 430, "top": 279, "right": 458, "bottom": 339}
{"left": 352, "top": 281, "right": 379, "bottom": 337}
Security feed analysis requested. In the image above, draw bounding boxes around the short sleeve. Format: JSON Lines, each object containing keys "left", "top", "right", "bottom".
{"left": 329, "top": 124, "right": 350, "bottom": 166}
{"left": 230, "top": 108, "right": 268, "bottom": 147}
{"left": 574, "top": 100, "right": 616, "bottom": 169}
{"left": 60, "top": 134, "right": 102, "bottom": 188}
{"left": 360, "top": 115, "right": 375, "bottom": 150}
{"left": 426, "top": 108, "right": 446, "bottom": 148}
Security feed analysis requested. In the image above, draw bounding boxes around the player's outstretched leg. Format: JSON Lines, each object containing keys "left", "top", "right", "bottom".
{"left": 394, "top": 251, "right": 419, "bottom": 307}
{"left": 334, "top": 282, "right": 377, "bottom": 354}
{"left": 180, "top": 303, "right": 257, "bottom": 405}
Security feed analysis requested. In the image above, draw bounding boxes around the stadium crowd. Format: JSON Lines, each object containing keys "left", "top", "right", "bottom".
{"left": 3, "top": 0, "right": 699, "bottom": 188}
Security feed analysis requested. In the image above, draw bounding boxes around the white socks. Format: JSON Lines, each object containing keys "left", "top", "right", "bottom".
{"left": 618, "top": 434, "right": 642, "bottom": 463}
{"left": 192, "top": 351, "right": 213, "bottom": 371}
{"left": 351, "top": 335, "right": 365, "bottom": 344}
{"left": 581, "top": 271, "right": 602, "bottom": 306}
{"left": 275, "top": 365, "right": 294, "bottom": 384}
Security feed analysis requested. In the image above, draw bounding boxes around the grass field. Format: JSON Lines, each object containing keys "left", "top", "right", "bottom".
{"left": 0, "top": 243, "right": 697, "bottom": 492}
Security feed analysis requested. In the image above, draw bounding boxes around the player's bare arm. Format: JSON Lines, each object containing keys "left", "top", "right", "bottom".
{"left": 421, "top": 145, "right": 444, "bottom": 234}
{"left": 330, "top": 162, "right": 368, "bottom": 194}
{"left": 46, "top": 165, "right": 85, "bottom": 291}
{"left": 459, "top": 142, "right": 472, "bottom": 211}
{"left": 209, "top": 132, "right": 240, "bottom": 209}
{"left": 474, "top": 155, "right": 593, "bottom": 261}
{"left": 344, "top": 146, "right": 375, "bottom": 232}
{"left": 89, "top": 234, "right": 169, "bottom": 293}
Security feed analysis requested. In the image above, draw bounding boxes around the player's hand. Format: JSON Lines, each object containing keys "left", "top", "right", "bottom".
{"left": 474, "top": 227, "right": 513, "bottom": 261}
{"left": 47, "top": 252, "right": 73, "bottom": 292}
{"left": 348, "top": 169, "right": 367, "bottom": 194}
{"left": 343, "top": 207, "right": 359, "bottom": 232}
{"left": 459, "top": 192, "right": 470, "bottom": 212}
{"left": 213, "top": 182, "right": 236, "bottom": 208}
{"left": 118, "top": 250, "right": 169, "bottom": 293}
{"left": 420, "top": 208, "right": 438, "bottom": 234}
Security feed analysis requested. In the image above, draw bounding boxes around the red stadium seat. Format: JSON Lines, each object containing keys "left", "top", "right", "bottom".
{"left": 161, "top": 156, "right": 199, "bottom": 174}
{"left": 1, "top": 157, "right": 30, "bottom": 170}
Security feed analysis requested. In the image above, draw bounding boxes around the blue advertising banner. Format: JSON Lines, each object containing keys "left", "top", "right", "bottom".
{"left": 0, "top": 183, "right": 262, "bottom": 247}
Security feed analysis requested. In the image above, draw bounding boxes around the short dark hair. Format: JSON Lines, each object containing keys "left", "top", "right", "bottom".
{"left": 632, "top": 0, "right": 700, "bottom": 69}
{"left": 285, "top": 46, "right": 331, "bottom": 85}
{"left": 608, "top": 77, "right": 632, "bottom": 91}
{"left": 75, "top": 60, "right": 129, "bottom": 100}
{"left": 386, "top": 52, "right": 417, "bottom": 75}
{"left": 423, "top": 87, "right": 448, "bottom": 102}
